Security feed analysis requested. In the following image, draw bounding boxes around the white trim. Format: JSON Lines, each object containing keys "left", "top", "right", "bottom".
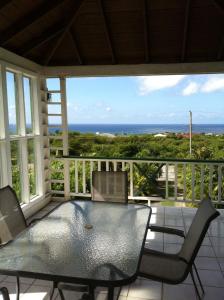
{"left": 0, "top": 47, "right": 41, "bottom": 74}
{"left": 22, "top": 194, "right": 51, "bottom": 219}
{"left": 43, "top": 61, "right": 224, "bottom": 77}
{"left": 0, "top": 63, "right": 12, "bottom": 186}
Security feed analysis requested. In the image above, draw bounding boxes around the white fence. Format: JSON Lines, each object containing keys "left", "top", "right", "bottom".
{"left": 50, "top": 157, "right": 224, "bottom": 204}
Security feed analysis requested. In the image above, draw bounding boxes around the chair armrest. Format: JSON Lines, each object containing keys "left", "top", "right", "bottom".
{"left": 0, "top": 287, "right": 10, "bottom": 300}
{"left": 57, "top": 283, "right": 88, "bottom": 292}
{"left": 148, "top": 225, "right": 185, "bottom": 237}
{"left": 28, "top": 217, "right": 45, "bottom": 226}
{"left": 0, "top": 240, "right": 13, "bottom": 248}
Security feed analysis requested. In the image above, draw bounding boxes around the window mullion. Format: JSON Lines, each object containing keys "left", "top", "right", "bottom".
{"left": 16, "top": 72, "right": 26, "bottom": 136}
{"left": 17, "top": 72, "right": 29, "bottom": 202}
{"left": 0, "top": 63, "right": 12, "bottom": 186}
{"left": 19, "top": 139, "right": 29, "bottom": 203}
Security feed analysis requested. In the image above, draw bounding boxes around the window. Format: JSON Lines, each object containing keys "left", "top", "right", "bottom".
{"left": 0, "top": 63, "right": 42, "bottom": 204}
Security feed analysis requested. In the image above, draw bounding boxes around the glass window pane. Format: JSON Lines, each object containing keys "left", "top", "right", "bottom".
{"left": 10, "top": 141, "right": 22, "bottom": 201}
{"left": 28, "top": 139, "right": 37, "bottom": 198}
{"left": 23, "top": 77, "right": 33, "bottom": 134}
{"left": 6, "top": 72, "right": 18, "bottom": 135}
{"left": 46, "top": 78, "right": 60, "bottom": 91}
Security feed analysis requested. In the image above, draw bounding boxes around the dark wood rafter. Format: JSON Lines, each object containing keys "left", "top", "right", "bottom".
{"left": 213, "top": 0, "right": 224, "bottom": 13}
{"left": 213, "top": 0, "right": 224, "bottom": 60}
{"left": 143, "top": 0, "right": 150, "bottom": 63}
{"left": 0, "top": 0, "right": 65, "bottom": 46}
{"left": 97, "top": 0, "right": 116, "bottom": 64}
{"left": 217, "top": 38, "right": 224, "bottom": 60}
{"left": 69, "top": 30, "right": 83, "bottom": 65}
{"left": 181, "top": 0, "right": 191, "bottom": 62}
{"left": 20, "top": 22, "right": 66, "bottom": 56}
{"left": 44, "top": 0, "right": 84, "bottom": 65}
{"left": 0, "top": 0, "right": 12, "bottom": 11}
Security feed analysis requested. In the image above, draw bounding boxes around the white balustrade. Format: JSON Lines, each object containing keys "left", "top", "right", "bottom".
{"left": 50, "top": 157, "right": 224, "bottom": 204}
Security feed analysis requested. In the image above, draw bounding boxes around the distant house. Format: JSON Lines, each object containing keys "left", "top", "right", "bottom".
{"left": 154, "top": 133, "right": 167, "bottom": 138}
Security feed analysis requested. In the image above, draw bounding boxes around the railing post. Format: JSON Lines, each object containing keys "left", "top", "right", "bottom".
{"left": 165, "top": 163, "right": 169, "bottom": 199}
{"left": 130, "top": 162, "right": 134, "bottom": 198}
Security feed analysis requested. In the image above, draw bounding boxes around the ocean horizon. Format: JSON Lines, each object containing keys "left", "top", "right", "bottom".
{"left": 64, "top": 124, "right": 224, "bottom": 135}
{"left": 9, "top": 124, "right": 224, "bottom": 135}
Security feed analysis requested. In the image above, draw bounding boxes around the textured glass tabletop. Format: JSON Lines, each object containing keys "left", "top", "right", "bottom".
{"left": 0, "top": 201, "right": 151, "bottom": 286}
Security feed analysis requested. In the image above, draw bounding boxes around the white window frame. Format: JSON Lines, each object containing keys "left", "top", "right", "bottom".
{"left": 0, "top": 61, "right": 44, "bottom": 208}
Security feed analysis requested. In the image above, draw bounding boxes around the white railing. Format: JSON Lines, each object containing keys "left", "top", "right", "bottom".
{"left": 49, "top": 156, "right": 224, "bottom": 204}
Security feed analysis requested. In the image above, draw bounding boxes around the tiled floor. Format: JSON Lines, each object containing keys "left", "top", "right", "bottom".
{"left": 1, "top": 202, "right": 224, "bottom": 300}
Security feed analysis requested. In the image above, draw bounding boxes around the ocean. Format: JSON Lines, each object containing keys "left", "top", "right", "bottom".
{"left": 9, "top": 124, "right": 224, "bottom": 135}
{"left": 64, "top": 124, "right": 224, "bottom": 135}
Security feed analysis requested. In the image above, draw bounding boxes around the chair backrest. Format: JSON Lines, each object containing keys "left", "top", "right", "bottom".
{"left": 179, "top": 199, "right": 219, "bottom": 264}
{"left": 92, "top": 171, "right": 128, "bottom": 203}
{"left": 0, "top": 185, "right": 27, "bottom": 244}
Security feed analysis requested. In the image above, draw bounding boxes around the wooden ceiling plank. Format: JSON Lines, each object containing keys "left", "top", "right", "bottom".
{"left": 181, "top": 0, "right": 191, "bottom": 62}
{"left": 20, "top": 22, "right": 66, "bottom": 56}
{"left": 217, "top": 37, "right": 224, "bottom": 60}
{"left": 44, "top": 0, "right": 85, "bottom": 65}
{"left": 0, "top": 0, "right": 65, "bottom": 46}
{"left": 213, "top": 0, "right": 224, "bottom": 15}
{"left": 97, "top": 0, "right": 116, "bottom": 64}
{"left": 0, "top": 0, "right": 12, "bottom": 11}
{"left": 213, "top": 0, "right": 224, "bottom": 60}
{"left": 69, "top": 30, "right": 83, "bottom": 65}
{"left": 143, "top": 0, "right": 149, "bottom": 63}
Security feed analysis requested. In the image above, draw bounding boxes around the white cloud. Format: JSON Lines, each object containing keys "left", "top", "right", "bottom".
{"left": 201, "top": 75, "right": 224, "bottom": 93}
{"left": 182, "top": 82, "right": 199, "bottom": 96}
{"left": 106, "top": 106, "right": 112, "bottom": 112}
{"left": 138, "top": 75, "right": 186, "bottom": 95}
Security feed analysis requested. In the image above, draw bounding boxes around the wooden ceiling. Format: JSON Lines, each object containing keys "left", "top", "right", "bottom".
{"left": 0, "top": 0, "right": 224, "bottom": 66}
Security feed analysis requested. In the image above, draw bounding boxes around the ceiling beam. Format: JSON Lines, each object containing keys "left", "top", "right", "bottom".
{"left": 20, "top": 22, "right": 66, "bottom": 56}
{"left": 44, "top": 0, "right": 84, "bottom": 65}
{"left": 0, "top": 0, "right": 65, "bottom": 46}
{"left": 143, "top": 0, "right": 150, "bottom": 63}
{"left": 69, "top": 30, "right": 83, "bottom": 65}
{"left": 217, "top": 37, "right": 224, "bottom": 60}
{"left": 0, "top": 0, "right": 12, "bottom": 11}
{"left": 213, "top": 0, "right": 224, "bottom": 60}
{"left": 213, "top": 0, "right": 224, "bottom": 14}
{"left": 97, "top": 0, "right": 116, "bottom": 64}
{"left": 181, "top": 0, "right": 191, "bottom": 62}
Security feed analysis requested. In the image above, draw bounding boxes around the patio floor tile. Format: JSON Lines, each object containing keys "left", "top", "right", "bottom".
{"left": 163, "top": 284, "right": 197, "bottom": 300}
{"left": 128, "top": 279, "right": 162, "bottom": 300}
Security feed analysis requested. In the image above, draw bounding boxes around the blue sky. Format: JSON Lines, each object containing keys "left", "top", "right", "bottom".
{"left": 6, "top": 73, "right": 224, "bottom": 125}
{"left": 65, "top": 74, "right": 224, "bottom": 124}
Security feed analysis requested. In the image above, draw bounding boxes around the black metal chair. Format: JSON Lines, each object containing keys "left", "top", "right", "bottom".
{"left": 59, "top": 171, "right": 129, "bottom": 299}
{"left": 139, "top": 199, "right": 220, "bottom": 300}
{"left": 0, "top": 185, "right": 58, "bottom": 300}
{"left": 92, "top": 171, "right": 128, "bottom": 203}
{"left": 0, "top": 287, "right": 10, "bottom": 300}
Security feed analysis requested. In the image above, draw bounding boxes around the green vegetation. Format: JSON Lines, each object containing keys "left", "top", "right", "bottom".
{"left": 50, "top": 132, "right": 224, "bottom": 206}
{"left": 66, "top": 132, "right": 224, "bottom": 160}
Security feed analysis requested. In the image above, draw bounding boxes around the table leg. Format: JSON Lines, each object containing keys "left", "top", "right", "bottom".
{"left": 49, "top": 282, "right": 57, "bottom": 300}
{"left": 108, "top": 287, "right": 114, "bottom": 300}
{"left": 16, "top": 276, "right": 20, "bottom": 300}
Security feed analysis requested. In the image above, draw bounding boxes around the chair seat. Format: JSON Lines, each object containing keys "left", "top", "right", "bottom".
{"left": 139, "top": 249, "right": 188, "bottom": 284}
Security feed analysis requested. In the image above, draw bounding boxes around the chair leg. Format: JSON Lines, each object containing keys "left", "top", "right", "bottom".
{"left": 16, "top": 276, "right": 20, "bottom": 300}
{"left": 108, "top": 287, "right": 114, "bottom": 300}
{"left": 88, "top": 285, "right": 95, "bottom": 300}
{"left": 116, "top": 287, "right": 122, "bottom": 300}
{"left": 193, "top": 263, "right": 205, "bottom": 295}
{"left": 58, "top": 288, "right": 66, "bottom": 300}
{"left": 0, "top": 287, "right": 10, "bottom": 300}
{"left": 49, "top": 281, "right": 57, "bottom": 300}
{"left": 190, "top": 269, "right": 202, "bottom": 300}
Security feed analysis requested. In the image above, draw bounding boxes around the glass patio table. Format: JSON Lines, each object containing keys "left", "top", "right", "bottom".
{"left": 0, "top": 200, "right": 151, "bottom": 299}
